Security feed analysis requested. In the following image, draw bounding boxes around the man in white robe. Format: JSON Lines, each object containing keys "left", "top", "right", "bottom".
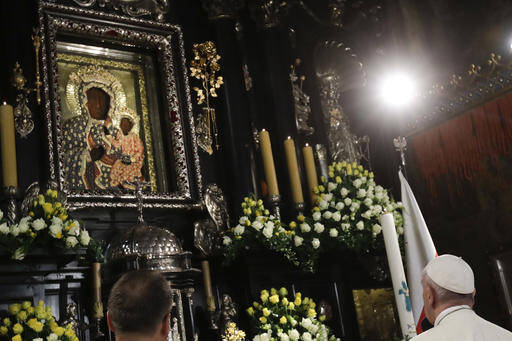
{"left": 412, "top": 254, "right": 512, "bottom": 341}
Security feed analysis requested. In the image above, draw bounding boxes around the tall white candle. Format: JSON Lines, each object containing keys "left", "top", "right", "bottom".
{"left": 380, "top": 213, "right": 417, "bottom": 339}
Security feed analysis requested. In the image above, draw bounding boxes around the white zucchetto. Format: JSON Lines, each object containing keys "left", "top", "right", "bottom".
{"left": 425, "top": 254, "right": 475, "bottom": 294}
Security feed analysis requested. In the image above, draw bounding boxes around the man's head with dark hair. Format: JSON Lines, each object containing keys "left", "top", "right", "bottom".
{"left": 107, "top": 270, "right": 172, "bottom": 341}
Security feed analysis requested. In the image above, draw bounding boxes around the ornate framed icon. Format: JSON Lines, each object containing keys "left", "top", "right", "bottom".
{"left": 39, "top": 1, "right": 202, "bottom": 209}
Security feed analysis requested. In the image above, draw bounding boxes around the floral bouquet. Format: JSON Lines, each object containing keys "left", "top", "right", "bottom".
{"left": 223, "top": 196, "right": 296, "bottom": 265}
{"left": 291, "top": 161, "right": 404, "bottom": 264}
{"left": 0, "top": 301, "right": 78, "bottom": 341}
{"left": 222, "top": 322, "right": 246, "bottom": 341}
{"left": 247, "top": 288, "right": 339, "bottom": 341}
{"left": 189, "top": 41, "right": 224, "bottom": 108}
{"left": 0, "top": 189, "right": 93, "bottom": 260}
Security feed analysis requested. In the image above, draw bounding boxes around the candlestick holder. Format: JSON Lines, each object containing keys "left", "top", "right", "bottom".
{"left": 268, "top": 194, "right": 281, "bottom": 221}
{"left": 295, "top": 202, "right": 305, "bottom": 216}
{"left": 3, "top": 186, "right": 19, "bottom": 225}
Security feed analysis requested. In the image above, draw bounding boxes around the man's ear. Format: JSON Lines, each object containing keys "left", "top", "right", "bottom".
{"left": 425, "top": 285, "right": 435, "bottom": 307}
{"left": 160, "top": 313, "right": 170, "bottom": 338}
{"left": 107, "top": 311, "right": 115, "bottom": 333}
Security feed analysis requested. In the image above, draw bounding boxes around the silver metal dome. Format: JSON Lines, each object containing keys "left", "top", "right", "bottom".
{"left": 106, "top": 223, "right": 192, "bottom": 272}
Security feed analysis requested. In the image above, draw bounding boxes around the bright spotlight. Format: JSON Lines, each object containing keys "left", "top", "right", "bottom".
{"left": 379, "top": 73, "right": 416, "bottom": 108}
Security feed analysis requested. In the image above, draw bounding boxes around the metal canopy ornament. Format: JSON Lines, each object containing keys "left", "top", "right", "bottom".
{"left": 69, "top": 0, "right": 169, "bottom": 22}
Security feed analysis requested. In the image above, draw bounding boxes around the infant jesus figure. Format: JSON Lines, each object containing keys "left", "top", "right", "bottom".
{"left": 109, "top": 109, "right": 145, "bottom": 189}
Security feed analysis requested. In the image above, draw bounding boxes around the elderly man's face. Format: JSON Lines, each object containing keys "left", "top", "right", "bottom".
{"left": 422, "top": 277, "right": 436, "bottom": 324}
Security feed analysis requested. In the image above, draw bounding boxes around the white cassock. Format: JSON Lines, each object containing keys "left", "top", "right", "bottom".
{"left": 412, "top": 305, "right": 512, "bottom": 341}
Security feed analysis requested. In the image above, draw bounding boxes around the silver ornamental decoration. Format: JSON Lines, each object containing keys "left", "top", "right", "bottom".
{"left": 314, "top": 40, "right": 370, "bottom": 164}
{"left": 290, "top": 60, "right": 314, "bottom": 136}
{"left": 70, "top": 0, "right": 169, "bottom": 21}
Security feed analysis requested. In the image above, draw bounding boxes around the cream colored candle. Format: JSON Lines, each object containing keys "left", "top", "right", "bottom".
{"left": 0, "top": 103, "right": 17, "bottom": 187}
{"left": 259, "top": 129, "right": 279, "bottom": 196}
{"left": 284, "top": 137, "right": 304, "bottom": 204}
{"left": 201, "top": 260, "right": 216, "bottom": 312}
{"left": 302, "top": 143, "right": 318, "bottom": 205}
{"left": 91, "top": 262, "right": 104, "bottom": 319}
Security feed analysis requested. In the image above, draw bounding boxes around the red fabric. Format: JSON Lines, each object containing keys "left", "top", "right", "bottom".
{"left": 412, "top": 91, "right": 512, "bottom": 203}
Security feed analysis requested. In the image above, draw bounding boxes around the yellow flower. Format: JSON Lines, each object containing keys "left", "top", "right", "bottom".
{"left": 37, "top": 194, "right": 45, "bottom": 204}
{"left": 352, "top": 162, "right": 357, "bottom": 168}
{"left": 259, "top": 316, "right": 267, "bottom": 324}
{"left": 328, "top": 171, "right": 334, "bottom": 178}
{"left": 289, "top": 221, "right": 297, "bottom": 229}
{"left": 335, "top": 176, "right": 342, "bottom": 184}
{"left": 12, "top": 335, "right": 21, "bottom": 341}
{"left": 59, "top": 214, "right": 68, "bottom": 221}
{"left": 26, "top": 306, "right": 34, "bottom": 316}
{"left": 279, "top": 287, "right": 288, "bottom": 297}
{"left": 12, "top": 323, "right": 23, "bottom": 334}
{"left": 30, "top": 231, "right": 36, "bottom": 238}
{"left": 17, "top": 310, "right": 27, "bottom": 321}
{"left": 3, "top": 318, "right": 11, "bottom": 327}
{"left": 0, "top": 326, "right": 6, "bottom": 335}
{"left": 288, "top": 302, "right": 295, "bottom": 310}
{"left": 27, "top": 318, "right": 37, "bottom": 329}
{"left": 319, "top": 315, "right": 326, "bottom": 322}
{"left": 54, "top": 326, "right": 65, "bottom": 336}
{"left": 303, "top": 297, "right": 309, "bottom": 305}
{"left": 282, "top": 298, "right": 289, "bottom": 306}
{"left": 42, "top": 202, "right": 53, "bottom": 214}
{"left": 260, "top": 293, "right": 268, "bottom": 303}
{"left": 262, "top": 308, "right": 270, "bottom": 317}
{"left": 318, "top": 185, "right": 325, "bottom": 192}
{"left": 313, "top": 207, "right": 320, "bottom": 212}
{"left": 35, "top": 306, "right": 45, "bottom": 319}
{"left": 245, "top": 220, "right": 251, "bottom": 227}
{"left": 9, "top": 304, "right": 21, "bottom": 316}
{"left": 347, "top": 168, "right": 353, "bottom": 175}
{"left": 29, "top": 211, "right": 34, "bottom": 217}
{"left": 270, "top": 288, "right": 277, "bottom": 295}
{"left": 280, "top": 316, "right": 287, "bottom": 324}
{"left": 313, "top": 187, "right": 319, "bottom": 194}
{"left": 51, "top": 190, "right": 58, "bottom": 198}
{"left": 264, "top": 209, "right": 270, "bottom": 215}
{"left": 307, "top": 309, "right": 317, "bottom": 318}
{"left": 246, "top": 307, "right": 254, "bottom": 316}
{"left": 364, "top": 170, "right": 368, "bottom": 176}
{"left": 294, "top": 297, "right": 301, "bottom": 306}
{"left": 55, "top": 202, "right": 62, "bottom": 208}
{"left": 309, "top": 302, "right": 316, "bottom": 309}
{"left": 354, "top": 169, "right": 359, "bottom": 176}
{"left": 269, "top": 295, "right": 279, "bottom": 304}
{"left": 34, "top": 322, "right": 43, "bottom": 333}
{"left": 65, "top": 329, "right": 75, "bottom": 337}
{"left": 297, "top": 215, "right": 305, "bottom": 223}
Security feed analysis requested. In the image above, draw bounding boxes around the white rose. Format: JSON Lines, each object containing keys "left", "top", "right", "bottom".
{"left": 80, "top": 230, "right": 91, "bottom": 246}
{"left": 361, "top": 176, "right": 367, "bottom": 183}
{"left": 311, "top": 238, "right": 320, "bottom": 249}
{"left": 312, "top": 211, "right": 321, "bottom": 221}
{"left": 47, "top": 333, "right": 58, "bottom": 341}
{"left": 19, "top": 217, "right": 31, "bottom": 233}
{"left": 350, "top": 202, "right": 360, "bottom": 212}
{"left": 364, "top": 198, "right": 373, "bottom": 207}
{"left": 234, "top": 224, "right": 245, "bottom": 235}
{"left": 375, "top": 192, "right": 384, "bottom": 200}
{"left": 341, "top": 223, "right": 350, "bottom": 232}
{"left": 373, "top": 224, "right": 382, "bottom": 235}
{"left": 300, "top": 223, "right": 311, "bottom": 233}
{"left": 353, "top": 179, "right": 362, "bottom": 188}
{"left": 313, "top": 223, "right": 324, "bottom": 234}
{"left": 239, "top": 216, "right": 248, "bottom": 225}
{"left": 13, "top": 247, "right": 26, "bottom": 260}
{"left": 373, "top": 205, "right": 383, "bottom": 215}
{"left": 32, "top": 218, "right": 47, "bottom": 231}
{"left": 327, "top": 182, "right": 337, "bottom": 192}
{"left": 329, "top": 228, "right": 339, "bottom": 237}
{"left": 0, "top": 223, "right": 8, "bottom": 234}
{"left": 318, "top": 200, "right": 329, "bottom": 210}
{"left": 335, "top": 202, "right": 345, "bottom": 210}
{"left": 340, "top": 188, "right": 349, "bottom": 197}
{"left": 308, "top": 324, "right": 319, "bottom": 335}
{"left": 265, "top": 221, "right": 275, "bottom": 229}
{"left": 344, "top": 198, "right": 352, "bottom": 206}
{"left": 256, "top": 215, "right": 266, "bottom": 223}
{"left": 342, "top": 215, "right": 349, "bottom": 221}
{"left": 362, "top": 210, "right": 372, "bottom": 219}
{"left": 49, "top": 223, "right": 62, "bottom": 238}
{"left": 51, "top": 216, "right": 63, "bottom": 226}
{"left": 262, "top": 226, "right": 273, "bottom": 239}
{"left": 375, "top": 185, "right": 384, "bottom": 193}
{"left": 223, "top": 236, "right": 232, "bottom": 245}
{"left": 397, "top": 226, "right": 404, "bottom": 235}
{"left": 322, "top": 211, "right": 332, "bottom": 219}
{"left": 294, "top": 236, "right": 303, "bottom": 247}
{"left": 0, "top": 210, "right": 3, "bottom": 220}
{"left": 301, "top": 318, "right": 313, "bottom": 329}
{"left": 279, "top": 333, "right": 290, "bottom": 341}
{"left": 356, "top": 221, "right": 364, "bottom": 230}
{"left": 288, "top": 329, "right": 300, "bottom": 341}
{"left": 10, "top": 224, "right": 20, "bottom": 237}
{"left": 332, "top": 211, "right": 341, "bottom": 221}
{"left": 68, "top": 223, "right": 79, "bottom": 237}
{"left": 290, "top": 318, "right": 297, "bottom": 326}
{"left": 357, "top": 189, "right": 366, "bottom": 198}
{"left": 252, "top": 221, "right": 263, "bottom": 230}
{"left": 301, "top": 332, "right": 312, "bottom": 341}
{"left": 66, "top": 236, "right": 79, "bottom": 248}
{"left": 323, "top": 193, "right": 333, "bottom": 202}
{"left": 33, "top": 338, "right": 43, "bottom": 341}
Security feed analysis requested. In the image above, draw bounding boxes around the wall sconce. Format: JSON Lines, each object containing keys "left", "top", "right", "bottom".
{"left": 10, "top": 28, "right": 42, "bottom": 138}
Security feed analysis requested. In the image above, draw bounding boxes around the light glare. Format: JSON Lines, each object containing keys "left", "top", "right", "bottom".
{"left": 379, "top": 73, "right": 416, "bottom": 107}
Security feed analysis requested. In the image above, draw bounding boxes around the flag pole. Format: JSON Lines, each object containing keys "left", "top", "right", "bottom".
{"left": 393, "top": 136, "right": 408, "bottom": 179}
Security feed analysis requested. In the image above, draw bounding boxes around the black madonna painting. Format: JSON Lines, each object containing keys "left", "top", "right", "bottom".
{"left": 57, "top": 50, "right": 159, "bottom": 193}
